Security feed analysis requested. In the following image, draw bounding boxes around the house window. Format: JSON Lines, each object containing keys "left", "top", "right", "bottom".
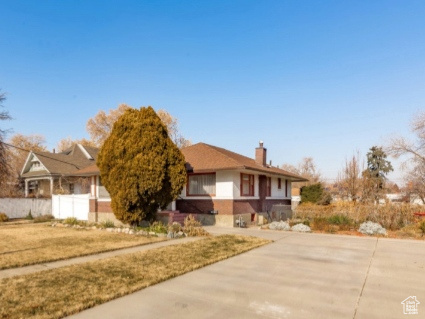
{"left": 278, "top": 178, "right": 281, "bottom": 189}
{"left": 187, "top": 173, "right": 216, "bottom": 196}
{"left": 30, "top": 161, "right": 43, "bottom": 172}
{"left": 240, "top": 173, "right": 254, "bottom": 196}
{"left": 267, "top": 177, "right": 271, "bottom": 197}
{"left": 98, "top": 177, "right": 111, "bottom": 198}
{"left": 69, "top": 183, "right": 74, "bottom": 194}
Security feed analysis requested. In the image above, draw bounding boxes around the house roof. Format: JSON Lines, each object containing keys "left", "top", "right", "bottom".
{"left": 181, "top": 143, "right": 308, "bottom": 181}
{"left": 36, "top": 142, "right": 307, "bottom": 181}
{"left": 21, "top": 144, "right": 99, "bottom": 178}
{"left": 73, "top": 164, "right": 100, "bottom": 176}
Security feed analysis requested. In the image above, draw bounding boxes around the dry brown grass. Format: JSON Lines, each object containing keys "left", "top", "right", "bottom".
{"left": 294, "top": 202, "right": 420, "bottom": 230}
{"left": 0, "top": 223, "right": 164, "bottom": 270}
{"left": 0, "top": 235, "right": 270, "bottom": 319}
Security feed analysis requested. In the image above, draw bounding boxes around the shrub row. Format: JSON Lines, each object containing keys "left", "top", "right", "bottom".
{"left": 294, "top": 202, "right": 420, "bottom": 230}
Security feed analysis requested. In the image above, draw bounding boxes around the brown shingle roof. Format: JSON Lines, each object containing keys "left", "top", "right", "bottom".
{"left": 38, "top": 142, "right": 308, "bottom": 182}
{"left": 181, "top": 143, "right": 308, "bottom": 181}
{"left": 73, "top": 164, "right": 99, "bottom": 176}
{"left": 21, "top": 144, "right": 98, "bottom": 178}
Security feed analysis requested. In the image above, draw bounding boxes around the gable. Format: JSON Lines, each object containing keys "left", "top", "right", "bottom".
{"left": 20, "top": 144, "right": 99, "bottom": 178}
{"left": 21, "top": 153, "right": 50, "bottom": 176}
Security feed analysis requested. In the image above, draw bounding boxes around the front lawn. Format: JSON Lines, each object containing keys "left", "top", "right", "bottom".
{"left": 0, "top": 235, "right": 270, "bottom": 319}
{"left": 0, "top": 223, "right": 165, "bottom": 269}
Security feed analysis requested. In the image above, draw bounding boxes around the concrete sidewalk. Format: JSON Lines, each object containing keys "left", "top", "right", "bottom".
{"left": 0, "top": 236, "right": 202, "bottom": 279}
{"left": 67, "top": 228, "right": 425, "bottom": 319}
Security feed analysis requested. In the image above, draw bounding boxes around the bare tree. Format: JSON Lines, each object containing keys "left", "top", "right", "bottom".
{"left": 337, "top": 151, "right": 363, "bottom": 201}
{"left": 281, "top": 157, "right": 321, "bottom": 188}
{"left": 1, "top": 134, "right": 48, "bottom": 196}
{"left": 403, "top": 162, "right": 425, "bottom": 204}
{"left": 86, "top": 104, "right": 191, "bottom": 148}
{"left": 157, "top": 109, "right": 191, "bottom": 148}
{"left": 388, "top": 112, "right": 425, "bottom": 163}
{"left": 0, "top": 91, "right": 11, "bottom": 190}
{"left": 86, "top": 104, "right": 131, "bottom": 147}
{"left": 387, "top": 111, "right": 425, "bottom": 202}
{"left": 56, "top": 136, "right": 96, "bottom": 152}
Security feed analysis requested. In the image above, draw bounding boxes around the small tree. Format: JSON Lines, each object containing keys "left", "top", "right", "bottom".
{"left": 362, "top": 146, "right": 393, "bottom": 203}
{"left": 300, "top": 183, "right": 331, "bottom": 205}
{"left": 97, "top": 106, "right": 187, "bottom": 225}
{"left": 337, "top": 151, "right": 363, "bottom": 202}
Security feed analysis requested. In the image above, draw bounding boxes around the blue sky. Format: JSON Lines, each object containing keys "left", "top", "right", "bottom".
{"left": 1, "top": 1, "right": 424, "bottom": 184}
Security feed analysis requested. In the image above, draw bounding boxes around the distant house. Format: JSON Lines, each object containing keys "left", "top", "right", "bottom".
{"left": 21, "top": 142, "right": 306, "bottom": 226}
{"left": 20, "top": 144, "right": 98, "bottom": 197}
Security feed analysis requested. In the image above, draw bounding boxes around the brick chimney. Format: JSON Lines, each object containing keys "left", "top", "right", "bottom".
{"left": 255, "top": 141, "right": 267, "bottom": 166}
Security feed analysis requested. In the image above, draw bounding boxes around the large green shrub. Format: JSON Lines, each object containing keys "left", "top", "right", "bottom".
{"left": 97, "top": 106, "right": 187, "bottom": 225}
{"left": 300, "top": 183, "right": 331, "bottom": 205}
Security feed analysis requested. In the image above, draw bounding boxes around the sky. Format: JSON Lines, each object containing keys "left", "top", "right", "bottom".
{"left": 1, "top": 0, "right": 424, "bottom": 185}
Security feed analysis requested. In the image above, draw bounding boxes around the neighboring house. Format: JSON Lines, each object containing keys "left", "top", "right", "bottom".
{"left": 21, "top": 144, "right": 98, "bottom": 197}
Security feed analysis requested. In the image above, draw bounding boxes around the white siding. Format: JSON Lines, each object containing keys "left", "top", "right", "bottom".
{"left": 180, "top": 170, "right": 291, "bottom": 200}
{"left": 215, "top": 171, "right": 234, "bottom": 199}
{"left": 269, "top": 177, "right": 291, "bottom": 199}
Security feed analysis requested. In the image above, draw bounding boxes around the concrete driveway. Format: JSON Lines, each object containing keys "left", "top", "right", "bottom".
{"left": 68, "top": 228, "right": 425, "bottom": 319}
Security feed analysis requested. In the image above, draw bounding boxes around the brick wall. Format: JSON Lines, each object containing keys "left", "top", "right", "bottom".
{"left": 176, "top": 199, "right": 233, "bottom": 215}
{"left": 177, "top": 198, "right": 291, "bottom": 216}
{"left": 89, "top": 199, "right": 113, "bottom": 213}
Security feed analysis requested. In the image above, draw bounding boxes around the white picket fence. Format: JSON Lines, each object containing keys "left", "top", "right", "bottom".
{"left": 52, "top": 194, "right": 90, "bottom": 220}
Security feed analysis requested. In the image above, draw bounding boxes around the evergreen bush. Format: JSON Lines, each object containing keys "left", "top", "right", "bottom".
{"left": 97, "top": 106, "right": 186, "bottom": 225}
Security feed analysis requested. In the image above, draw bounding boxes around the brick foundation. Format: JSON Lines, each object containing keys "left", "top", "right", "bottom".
{"left": 177, "top": 198, "right": 291, "bottom": 215}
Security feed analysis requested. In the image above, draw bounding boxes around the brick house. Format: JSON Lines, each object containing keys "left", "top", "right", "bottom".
{"left": 176, "top": 142, "right": 307, "bottom": 226}
{"left": 80, "top": 142, "right": 306, "bottom": 226}
{"left": 22, "top": 142, "right": 306, "bottom": 226}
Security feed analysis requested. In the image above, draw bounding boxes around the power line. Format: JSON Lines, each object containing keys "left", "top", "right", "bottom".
{"left": 1, "top": 141, "right": 81, "bottom": 169}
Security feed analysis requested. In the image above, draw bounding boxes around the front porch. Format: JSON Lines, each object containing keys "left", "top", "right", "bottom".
{"left": 24, "top": 177, "right": 90, "bottom": 197}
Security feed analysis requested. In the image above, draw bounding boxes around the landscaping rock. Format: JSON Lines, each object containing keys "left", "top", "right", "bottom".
{"left": 148, "top": 231, "right": 156, "bottom": 236}
{"left": 106, "top": 228, "right": 114, "bottom": 232}
{"left": 167, "top": 231, "right": 175, "bottom": 238}
{"left": 157, "top": 233, "right": 167, "bottom": 237}
{"left": 177, "top": 231, "right": 184, "bottom": 237}
{"left": 268, "top": 221, "right": 290, "bottom": 231}
{"left": 291, "top": 223, "right": 311, "bottom": 233}
{"left": 358, "top": 221, "right": 387, "bottom": 236}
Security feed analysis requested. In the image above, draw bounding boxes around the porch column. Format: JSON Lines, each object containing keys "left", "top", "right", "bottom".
{"left": 171, "top": 200, "right": 176, "bottom": 211}
{"left": 25, "top": 180, "right": 29, "bottom": 197}
{"left": 50, "top": 177, "right": 54, "bottom": 195}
